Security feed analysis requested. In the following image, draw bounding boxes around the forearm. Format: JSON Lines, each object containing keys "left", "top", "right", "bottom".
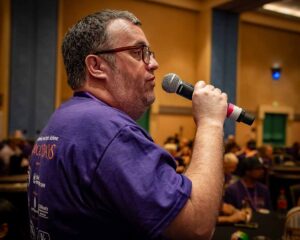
{"left": 163, "top": 81, "right": 227, "bottom": 240}
{"left": 184, "top": 122, "right": 225, "bottom": 237}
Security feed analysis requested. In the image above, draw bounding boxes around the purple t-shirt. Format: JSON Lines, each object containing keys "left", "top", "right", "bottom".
{"left": 223, "top": 180, "right": 272, "bottom": 211}
{"left": 28, "top": 92, "right": 192, "bottom": 240}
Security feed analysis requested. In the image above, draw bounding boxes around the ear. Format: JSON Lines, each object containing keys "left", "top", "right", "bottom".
{"left": 85, "top": 54, "right": 108, "bottom": 79}
{"left": 0, "top": 223, "right": 9, "bottom": 238}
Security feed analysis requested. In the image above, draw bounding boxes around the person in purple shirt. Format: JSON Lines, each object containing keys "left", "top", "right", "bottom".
{"left": 27, "top": 10, "right": 228, "bottom": 240}
{"left": 223, "top": 157, "right": 273, "bottom": 211}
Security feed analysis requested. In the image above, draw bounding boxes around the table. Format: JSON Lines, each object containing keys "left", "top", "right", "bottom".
{"left": 0, "top": 174, "right": 28, "bottom": 182}
{"left": 212, "top": 211, "right": 285, "bottom": 240}
{"left": 269, "top": 165, "right": 300, "bottom": 209}
{"left": 0, "top": 174, "right": 28, "bottom": 192}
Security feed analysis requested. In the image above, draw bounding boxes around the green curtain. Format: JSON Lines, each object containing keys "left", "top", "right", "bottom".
{"left": 263, "top": 113, "right": 286, "bottom": 146}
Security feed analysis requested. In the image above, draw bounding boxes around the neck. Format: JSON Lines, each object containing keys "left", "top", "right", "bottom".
{"left": 242, "top": 177, "right": 255, "bottom": 188}
{"left": 77, "top": 85, "right": 115, "bottom": 106}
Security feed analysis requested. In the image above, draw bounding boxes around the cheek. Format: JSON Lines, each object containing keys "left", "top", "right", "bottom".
{"left": 118, "top": 72, "right": 137, "bottom": 93}
{"left": 132, "top": 79, "right": 148, "bottom": 98}
{"left": 118, "top": 66, "right": 148, "bottom": 99}
{"left": 124, "top": 69, "right": 143, "bottom": 88}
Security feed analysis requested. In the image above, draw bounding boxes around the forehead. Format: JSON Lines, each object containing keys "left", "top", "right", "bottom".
{"left": 106, "top": 19, "right": 148, "bottom": 47}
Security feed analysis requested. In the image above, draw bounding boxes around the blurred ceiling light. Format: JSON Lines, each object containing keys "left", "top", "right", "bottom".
{"left": 262, "top": 2, "right": 300, "bottom": 18}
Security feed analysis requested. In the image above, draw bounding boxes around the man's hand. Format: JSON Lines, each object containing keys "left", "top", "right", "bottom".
{"left": 192, "top": 81, "right": 227, "bottom": 127}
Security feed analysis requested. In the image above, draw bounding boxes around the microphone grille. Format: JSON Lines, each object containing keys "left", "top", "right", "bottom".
{"left": 162, "top": 73, "right": 181, "bottom": 93}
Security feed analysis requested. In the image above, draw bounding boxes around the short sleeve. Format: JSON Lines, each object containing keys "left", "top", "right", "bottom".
{"left": 223, "top": 185, "right": 241, "bottom": 209}
{"left": 90, "top": 125, "right": 192, "bottom": 238}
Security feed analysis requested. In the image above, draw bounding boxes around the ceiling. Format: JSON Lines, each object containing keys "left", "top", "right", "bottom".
{"left": 144, "top": 0, "right": 300, "bottom": 20}
{"left": 260, "top": 0, "right": 300, "bottom": 19}
{"left": 215, "top": 0, "right": 300, "bottom": 19}
{"left": 213, "top": 0, "right": 279, "bottom": 12}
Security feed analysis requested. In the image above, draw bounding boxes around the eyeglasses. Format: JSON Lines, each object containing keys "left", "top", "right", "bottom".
{"left": 94, "top": 45, "right": 155, "bottom": 65}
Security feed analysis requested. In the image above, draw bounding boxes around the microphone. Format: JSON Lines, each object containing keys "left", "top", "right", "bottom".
{"left": 162, "top": 73, "right": 255, "bottom": 126}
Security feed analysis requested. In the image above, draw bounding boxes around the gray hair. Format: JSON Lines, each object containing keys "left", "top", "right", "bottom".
{"left": 62, "top": 9, "right": 141, "bottom": 90}
{"left": 224, "top": 153, "right": 239, "bottom": 164}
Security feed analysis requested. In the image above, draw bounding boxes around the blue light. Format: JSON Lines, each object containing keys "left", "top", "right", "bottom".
{"left": 272, "top": 71, "right": 280, "bottom": 80}
{"left": 271, "top": 68, "right": 281, "bottom": 80}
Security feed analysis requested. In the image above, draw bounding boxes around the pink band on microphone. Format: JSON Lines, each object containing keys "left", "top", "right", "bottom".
{"left": 227, "top": 103, "right": 234, "bottom": 117}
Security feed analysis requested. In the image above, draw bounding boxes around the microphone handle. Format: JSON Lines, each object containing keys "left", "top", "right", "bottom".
{"left": 177, "top": 82, "right": 193, "bottom": 100}
{"left": 176, "top": 82, "right": 255, "bottom": 126}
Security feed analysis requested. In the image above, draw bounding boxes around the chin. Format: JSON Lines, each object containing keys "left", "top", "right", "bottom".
{"left": 148, "top": 96, "right": 155, "bottom": 105}
{"left": 146, "top": 94, "right": 156, "bottom": 105}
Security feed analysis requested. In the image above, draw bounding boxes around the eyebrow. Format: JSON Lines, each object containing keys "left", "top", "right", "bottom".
{"left": 132, "top": 40, "right": 149, "bottom": 47}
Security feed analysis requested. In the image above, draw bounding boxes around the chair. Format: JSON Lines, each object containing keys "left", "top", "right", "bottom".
{"left": 283, "top": 206, "right": 300, "bottom": 240}
{"left": 290, "top": 184, "right": 300, "bottom": 207}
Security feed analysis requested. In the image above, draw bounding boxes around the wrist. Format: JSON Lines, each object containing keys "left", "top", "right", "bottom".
{"left": 196, "top": 120, "right": 224, "bottom": 130}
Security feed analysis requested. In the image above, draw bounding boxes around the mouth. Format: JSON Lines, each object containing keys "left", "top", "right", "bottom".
{"left": 147, "top": 76, "right": 156, "bottom": 87}
{"left": 147, "top": 76, "right": 155, "bottom": 82}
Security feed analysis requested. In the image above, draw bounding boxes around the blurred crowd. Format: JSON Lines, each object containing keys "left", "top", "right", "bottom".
{"left": 163, "top": 133, "right": 300, "bottom": 226}
{"left": 0, "top": 130, "right": 34, "bottom": 176}
{"left": 163, "top": 134, "right": 193, "bottom": 174}
{"left": 163, "top": 132, "right": 300, "bottom": 177}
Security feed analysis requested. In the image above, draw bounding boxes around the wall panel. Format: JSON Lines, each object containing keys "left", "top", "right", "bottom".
{"left": 0, "top": 0, "right": 10, "bottom": 139}
{"left": 237, "top": 22, "right": 300, "bottom": 146}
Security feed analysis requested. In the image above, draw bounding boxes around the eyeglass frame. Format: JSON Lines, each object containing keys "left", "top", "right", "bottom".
{"left": 94, "top": 45, "right": 155, "bottom": 65}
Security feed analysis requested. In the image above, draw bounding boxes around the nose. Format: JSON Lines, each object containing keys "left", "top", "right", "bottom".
{"left": 147, "top": 56, "right": 159, "bottom": 71}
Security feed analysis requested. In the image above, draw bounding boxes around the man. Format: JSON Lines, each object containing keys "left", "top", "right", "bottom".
{"left": 217, "top": 202, "right": 250, "bottom": 224}
{"left": 28, "top": 10, "right": 228, "bottom": 240}
{"left": 223, "top": 152, "right": 239, "bottom": 188}
{"left": 223, "top": 157, "right": 272, "bottom": 211}
{"left": 217, "top": 153, "right": 251, "bottom": 225}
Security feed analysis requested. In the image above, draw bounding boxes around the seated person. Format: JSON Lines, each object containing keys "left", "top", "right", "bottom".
{"left": 283, "top": 206, "right": 300, "bottom": 240}
{"left": 223, "top": 153, "right": 239, "bottom": 188}
{"left": 176, "top": 145, "right": 192, "bottom": 171}
{"left": 223, "top": 156, "right": 272, "bottom": 211}
{"left": 217, "top": 202, "right": 251, "bottom": 224}
{"left": 258, "top": 144, "right": 273, "bottom": 168}
{"left": 237, "top": 140, "right": 258, "bottom": 159}
{"left": 163, "top": 143, "right": 185, "bottom": 173}
{"left": 0, "top": 198, "right": 23, "bottom": 239}
{"left": 224, "top": 141, "right": 240, "bottom": 154}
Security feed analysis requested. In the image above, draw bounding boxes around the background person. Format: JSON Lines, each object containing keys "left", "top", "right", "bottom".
{"left": 223, "top": 152, "right": 239, "bottom": 188}
{"left": 0, "top": 198, "right": 24, "bottom": 240}
{"left": 28, "top": 9, "right": 228, "bottom": 240}
{"left": 223, "top": 157, "right": 272, "bottom": 211}
{"left": 217, "top": 202, "right": 251, "bottom": 224}
{"left": 217, "top": 153, "right": 251, "bottom": 225}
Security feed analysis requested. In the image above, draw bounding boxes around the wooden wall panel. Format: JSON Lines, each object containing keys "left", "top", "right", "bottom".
{"left": 236, "top": 22, "right": 300, "bottom": 146}
{"left": 152, "top": 114, "right": 196, "bottom": 145}
{"left": 0, "top": 0, "right": 10, "bottom": 140}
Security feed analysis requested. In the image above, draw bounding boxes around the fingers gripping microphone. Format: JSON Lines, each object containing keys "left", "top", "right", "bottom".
{"left": 162, "top": 73, "right": 255, "bottom": 126}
